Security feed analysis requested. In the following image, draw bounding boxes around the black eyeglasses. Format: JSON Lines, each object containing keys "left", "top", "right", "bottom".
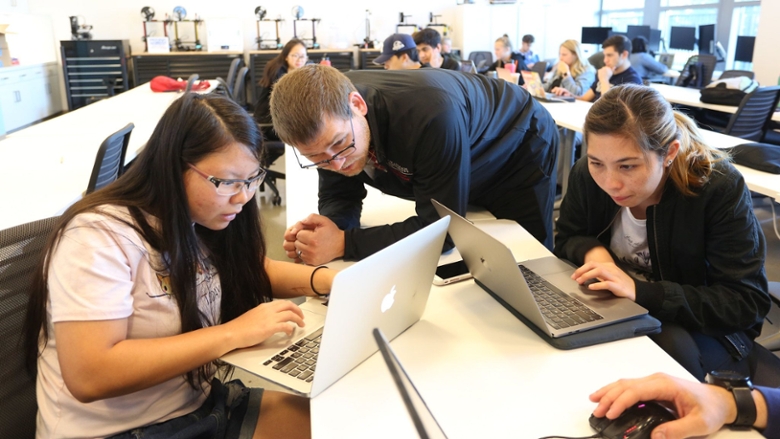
{"left": 187, "top": 163, "right": 267, "bottom": 196}
{"left": 293, "top": 117, "right": 356, "bottom": 169}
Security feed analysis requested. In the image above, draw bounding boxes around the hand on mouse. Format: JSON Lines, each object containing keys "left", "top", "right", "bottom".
{"left": 589, "top": 373, "right": 767, "bottom": 439}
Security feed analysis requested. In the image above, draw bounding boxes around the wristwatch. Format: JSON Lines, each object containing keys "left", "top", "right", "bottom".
{"left": 705, "top": 370, "right": 756, "bottom": 428}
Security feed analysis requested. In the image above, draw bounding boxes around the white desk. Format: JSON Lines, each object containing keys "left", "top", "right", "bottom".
{"left": 0, "top": 83, "right": 209, "bottom": 231}
{"left": 651, "top": 83, "right": 780, "bottom": 123}
{"left": 280, "top": 146, "right": 759, "bottom": 438}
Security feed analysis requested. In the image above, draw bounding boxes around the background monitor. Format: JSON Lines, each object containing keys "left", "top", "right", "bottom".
{"left": 581, "top": 27, "right": 612, "bottom": 45}
{"left": 627, "top": 25, "right": 651, "bottom": 41}
{"left": 734, "top": 36, "right": 755, "bottom": 62}
{"left": 669, "top": 26, "right": 696, "bottom": 51}
{"left": 608, "top": 31, "right": 628, "bottom": 38}
{"left": 698, "top": 24, "right": 715, "bottom": 55}
{"left": 648, "top": 29, "right": 662, "bottom": 53}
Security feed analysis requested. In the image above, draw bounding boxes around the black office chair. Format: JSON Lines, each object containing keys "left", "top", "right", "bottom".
{"left": 233, "top": 66, "right": 249, "bottom": 108}
{"left": 86, "top": 123, "right": 134, "bottom": 194}
{"left": 675, "top": 54, "right": 717, "bottom": 89}
{"left": 256, "top": 123, "right": 285, "bottom": 206}
{"left": 531, "top": 61, "right": 547, "bottom": 80}
{"left": 721, "top": 86, "right": 780, "bottom": 142}
{"left": 719, "top": 69, "right": 755, "bottom": 80}
{"left": 184, "top": 74, "right": 199, "bottom": 93}
{"left": 588, "top": 51, "right": 604, "bottom": 70}
{"left": 0, "top": 215, "right": 60, "bottom": 439}
{"left": 468, "top": 51, "right": 492, "bottom": 74}
{"left": 225, "top": 58, "right": 243, "bottom": 93}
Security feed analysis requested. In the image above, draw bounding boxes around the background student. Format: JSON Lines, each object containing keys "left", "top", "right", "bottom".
{"left": 488, "top": 34, "right": 529, "bottom": 73}
{"left": 554, "top": 84, "right": 774, "bottom": 384}
{"left": 519, "top": 34, "right": 540, "bottom": 67}
{"left": 546, "top": 39, "right": 596, "bottom": 97}
{"left": 412, "top": 28, "right": 460, "bottom": 70}
{"left": 253, "top": 39, "right": 307, "bottom": 140}
{"left": 373, "top": 33, "right": 423, "bottom": 70}
{"left": 629, "top": 35, "right": 669, "bottom": 79}
{"left": 441, "top": 36, "right": 460, "bottom": 61}
{"left": 558, "top": 35, "right": 642, "bottom": 101}
{"left": 25, "top": 93, "right": 334, "bottom": 439}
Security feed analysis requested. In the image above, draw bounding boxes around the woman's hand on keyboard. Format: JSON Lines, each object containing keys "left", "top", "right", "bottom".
{"left": 225, "top": 300, "right": 306, "bottom": 349}
{"left": 571, "top": 261, "right": 636, "bottom": 301}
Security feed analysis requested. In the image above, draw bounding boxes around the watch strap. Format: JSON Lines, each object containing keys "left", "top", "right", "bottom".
{"left": 730, "top": 387, "right": 757, "bottom": 427}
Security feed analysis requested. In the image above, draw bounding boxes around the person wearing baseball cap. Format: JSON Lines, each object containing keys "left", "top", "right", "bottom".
{"left": 373, "top": 33, "right": 423, "bottom": 70}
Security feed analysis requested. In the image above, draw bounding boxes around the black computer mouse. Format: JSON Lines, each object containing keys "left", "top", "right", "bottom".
{"left": 589, "top": 401, "right": 677, "bottom": 439}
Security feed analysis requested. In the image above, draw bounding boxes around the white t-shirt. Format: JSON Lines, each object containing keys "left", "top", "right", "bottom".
{"left": 37, "top": 206, "right": 221, "bottom": 439}
{"left": 610, "top": 206, "right": 654, "bottom": 282}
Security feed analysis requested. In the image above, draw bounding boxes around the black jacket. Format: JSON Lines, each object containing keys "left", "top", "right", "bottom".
{"left": 554, "top": 158, "right": 770, "bottom": 340}
{"left": 319, "top": 69, "right": 558, "bottom": 260}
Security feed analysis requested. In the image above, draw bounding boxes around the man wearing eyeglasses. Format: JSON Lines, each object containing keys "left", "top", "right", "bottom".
{"left": 270, "top": 65, "right": 558, "bottom": 266}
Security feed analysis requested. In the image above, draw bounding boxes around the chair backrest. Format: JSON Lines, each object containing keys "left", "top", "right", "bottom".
{"left": 0, "top": 216, "right": 60, "bottom": 439}
{"left": 184, "top": 73, "right": 199, "bottom": 93}
{"left": 531, "top": 61, "right": 547, "bottom": 79}
{"left": 225, "top": 58, "right": 243, "bottom": 92}
{"left": 719, "top": 69, "right": 755, "bottom": 80}
{"left": 588, "top": 51, "right": 605, "bottom": 70}
{"left": 468, "top": 51, "right": 492, "bottom": 72}
{"left": 676, "top": 54, "right": 717, "bottom": 88}
{"left": 233, "top": 66, "right": 249, "bottom": 107}
{"left": 724, "top": 86, "right": 780, "bottom": 142}
{"left": 86, "top": 123, "right": 134, "bottom": 194}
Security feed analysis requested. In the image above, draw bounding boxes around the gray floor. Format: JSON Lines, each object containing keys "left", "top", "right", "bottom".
{"left": 235, "top": 155, "right": 780, "bottom": 390}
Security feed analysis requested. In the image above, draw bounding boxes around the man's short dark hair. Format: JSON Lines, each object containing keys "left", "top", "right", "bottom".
{"left": 413, "top": 28, "right": 442, "bottom": 48}
{"left": 522, "top": 34, "right": 534, "bottom": 44}
{"left": 394, "top": 47, "right": 419, "bottom": 62}
{"left": 602, "top": 35, "right": 631, "bottom": 55}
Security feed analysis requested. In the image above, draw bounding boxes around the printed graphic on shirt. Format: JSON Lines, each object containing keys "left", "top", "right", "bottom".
{"left": 196, "top": 259, "right": 221, "bottom": 326}
{"left": 617, "top": 237, "right": 653, "bottom": 282}
{"left": 147, "top": 272, "right": 173, "bottom": 299}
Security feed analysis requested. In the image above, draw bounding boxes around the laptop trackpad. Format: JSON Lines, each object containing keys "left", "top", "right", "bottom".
{"left": 520, "top": 256, "right": 577, "bottom": 276}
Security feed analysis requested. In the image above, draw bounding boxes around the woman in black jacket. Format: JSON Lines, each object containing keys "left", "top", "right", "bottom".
{"left": 253, "top": 39, "right": 307, "bottom": 140}
{"left": 554, "top": 84, "right": 771, "bottom": 382}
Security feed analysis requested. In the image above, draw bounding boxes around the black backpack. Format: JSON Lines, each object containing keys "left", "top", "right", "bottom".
{"left": 700, "top": 77, "right": 759, "bottom": 106}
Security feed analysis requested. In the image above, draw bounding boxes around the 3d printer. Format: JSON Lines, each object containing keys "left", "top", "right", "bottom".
{"left": 69, "top": 16, "right": 93, "bottom": 40}
{"left": 254, "top": 6, "right": 284, "bottom": 50}
{"left": 291, "top": 5, "right": 320, "bottom": 49}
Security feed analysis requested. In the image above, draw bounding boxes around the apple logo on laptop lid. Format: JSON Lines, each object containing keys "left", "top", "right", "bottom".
{"left": 381, "top": 286, "right": 397, "bottom": 313}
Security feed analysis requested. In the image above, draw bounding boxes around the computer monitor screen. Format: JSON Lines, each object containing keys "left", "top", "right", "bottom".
{"left": 734, "top": 36, "right": 755, "bottom": 63}
{"left": 581, "top": 27, "right": 612, "bottom": 45}
{"left": 627, "top": 25, "right": 651, "bottom": 41}
{"left": 669, "top": 26, "right": 696, "bottom": 51}
{"left": 608, "top": 31, "right": 627, "bottom": 38}
{"left": 648, "top": 29, "right": 661, "bottom": 53}
{"left": 698, "top": 24, "right": 715, "bottom": 55}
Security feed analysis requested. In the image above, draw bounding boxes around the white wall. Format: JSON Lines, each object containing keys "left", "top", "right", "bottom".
{"left": 754, "top": 0, "right": 779, "bottom": 86}
{"left": 26, "top": 0, "right": 573, "bottom": 61}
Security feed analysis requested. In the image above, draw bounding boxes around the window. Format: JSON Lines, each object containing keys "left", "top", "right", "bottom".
{"left": 602, "top": 0, "right": 645, "bottom": 8}
{"left": 658, "top": 7, "right": 718, "bottom": 68}
{"left": 727, "top": 5, "right": 760, "bottom": 70}
{"left": 601, "top": 11, "right": 645, "bottom": 32}
{"left": 661, "top": 0, "right": 717, "bottom": 6}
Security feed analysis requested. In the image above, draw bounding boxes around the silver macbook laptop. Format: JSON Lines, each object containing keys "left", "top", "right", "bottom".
{"left": 373, "top": 328, "right": 448, "bottom": 439}
{"left": 432, "top": 200, "right": 647, "bottom": 338}
{"left": 656, "top": 53, "right": 675, "bottom": 69}
{"left": 221, "top": 216, "right": 450, "bottom": 397}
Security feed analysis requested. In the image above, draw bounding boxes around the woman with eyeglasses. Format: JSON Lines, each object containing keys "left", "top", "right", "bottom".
{"left": 25, "top": 93, "right": 333, "bottom": 439}
{"left": 254, "top": 39, "right": 308, "bottom": 141}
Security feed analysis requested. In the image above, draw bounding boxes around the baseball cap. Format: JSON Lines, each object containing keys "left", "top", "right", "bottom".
{"left": 374, "top": 33, "right": 416, "bottom": 65}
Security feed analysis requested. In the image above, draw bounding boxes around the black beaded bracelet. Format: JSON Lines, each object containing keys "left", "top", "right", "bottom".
{"left": 310, "top": 265, "right": 329, "bottom": 297}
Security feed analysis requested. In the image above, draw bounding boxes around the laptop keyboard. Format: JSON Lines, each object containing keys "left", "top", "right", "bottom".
{"left": 518, "top": 265, "right": 604, "bottom": 330}
{"left": 262, "top": 327, "right": 323, "bottom": 382}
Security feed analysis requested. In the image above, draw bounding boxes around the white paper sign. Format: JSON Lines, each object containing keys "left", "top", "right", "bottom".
{"left": 147, "top": 37, "right": 170, "bottom": 53}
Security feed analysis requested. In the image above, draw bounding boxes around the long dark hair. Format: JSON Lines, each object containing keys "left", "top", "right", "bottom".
{"left": 24, "top": 93, "right": 272, "bottom": 389}
{"left": 260, "top": 39, "right": 306, "bottom": 89}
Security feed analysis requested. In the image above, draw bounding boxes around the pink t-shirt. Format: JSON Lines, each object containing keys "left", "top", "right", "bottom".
{"left": 37, "top": 206, "right": 221, "bottom": 439}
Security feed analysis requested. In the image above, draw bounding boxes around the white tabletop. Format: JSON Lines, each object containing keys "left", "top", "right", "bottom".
{"left": 281, "top": 143, "right": 760, "bottom": 438}
{"left": 0, "top": 83, "right": 213, "bottom": 231}
{"left": 650, "top": 83, "right": 780, "bottom": 122}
